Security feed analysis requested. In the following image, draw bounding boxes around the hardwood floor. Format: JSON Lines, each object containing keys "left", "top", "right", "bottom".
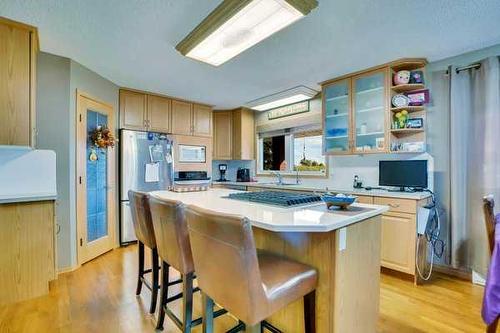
{"left": 0, "top": 245, "right": 487, "bottom": 333}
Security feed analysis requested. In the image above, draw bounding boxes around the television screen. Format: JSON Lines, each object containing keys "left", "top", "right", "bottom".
{"left": 379, "top": 160, "right": 428, "bottom": 189}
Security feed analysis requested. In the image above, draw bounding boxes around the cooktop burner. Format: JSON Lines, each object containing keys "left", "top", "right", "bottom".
{"left": 227, "top": 191, "right": 322, "bottom": 207}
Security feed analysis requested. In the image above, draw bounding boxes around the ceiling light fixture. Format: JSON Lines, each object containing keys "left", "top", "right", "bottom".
{"left": 246, "top": 85, "right": 318, "bottom": 111}
{"left": 176, "top": 0, "right": 318, "bottom": 66}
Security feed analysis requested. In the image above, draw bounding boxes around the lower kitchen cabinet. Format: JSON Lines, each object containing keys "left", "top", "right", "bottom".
{"left": 380, "top": 212, "right": 416, "bottom": 275}
{"left": 0, "top": 200, "right": 56, "bottom": 305}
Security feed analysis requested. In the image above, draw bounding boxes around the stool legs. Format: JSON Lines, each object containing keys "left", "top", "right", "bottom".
{"left": 303, "top": 291, "right": 316, "bottom": 333}
{"left": 150, "top": 248, "right": 160, "bottom": 314}
{"left": 182, "top": 272, "right": 195, "bottom": 333}
{"left": 202, "top": 293, "right": 214, "bottom": 333}
{"left": 156, "top": 261, "right": 170, "bottom": 330}
{"left": 136, "top": 241, "right": 145, "bottom": 295}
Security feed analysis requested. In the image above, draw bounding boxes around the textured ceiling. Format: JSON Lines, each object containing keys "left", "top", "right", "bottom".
{"left": 1, "top": 0, "right": 500, "bottom": 109}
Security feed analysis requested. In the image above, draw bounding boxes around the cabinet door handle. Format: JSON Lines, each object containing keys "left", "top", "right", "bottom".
{"left": 389, "top": 203, "right": 400, "bottom": 208}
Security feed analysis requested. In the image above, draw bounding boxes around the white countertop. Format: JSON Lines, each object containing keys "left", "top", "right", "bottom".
{"left": 151, "top": 189, "right": 388, "bottom": 233}
{"left": 0, "top": 193, "right": 57, "bottom": 204}
{"left": 212, "top": 181, "right": 431, "bottom": 200}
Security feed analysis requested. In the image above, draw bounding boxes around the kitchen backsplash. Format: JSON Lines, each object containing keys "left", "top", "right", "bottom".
{"left": 212, "top": 160, "right": 256, "bottom": 182}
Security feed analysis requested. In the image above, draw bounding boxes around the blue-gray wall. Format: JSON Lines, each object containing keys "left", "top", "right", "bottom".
{"left": 37, "top": 52, "right": 119, "bottom": 270}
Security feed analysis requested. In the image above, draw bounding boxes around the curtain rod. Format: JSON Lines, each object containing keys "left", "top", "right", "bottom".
{"left": 455, "top": 63, "right": 481, "bottom": 73}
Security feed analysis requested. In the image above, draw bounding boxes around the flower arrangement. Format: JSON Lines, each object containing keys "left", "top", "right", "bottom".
{"left": 394, "top": 110, "right": 409, "bottom": 128}
{"left": 90, "top": 125, "right": 115, "bottom": 149}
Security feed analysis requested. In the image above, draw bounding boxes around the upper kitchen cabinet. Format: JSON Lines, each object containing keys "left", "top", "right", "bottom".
{"left": 213, "top": 108, "right": 255, "bottom": 160}
{"left": 119, "top": 90, "right": 146, "bottom": 130}
{"left": 119, "top": 89, "right": 212, "bottom": 137}
{"left": 147, "top": 94, "right": 171, "bottom": 133}
{"left": 352, "top": 69, "right": 388, "bottom": 153}
{"left": 171, "top": 100, "right": 193, "bottom": 136}
{"left": 321, "top": 58, "right": 427, "bottom": 155}
{"left": 0, "top": 17, "right": 38, "bottom": 147}
{"left": 192, "top": 104, "right": 212, "bottom": 137}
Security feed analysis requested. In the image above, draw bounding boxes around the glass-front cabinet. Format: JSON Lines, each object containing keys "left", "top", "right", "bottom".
{"left": 352, "top": 69, "right": 387, "bottom": 152}
{"left": 323, "top": 79, "right": 351, "bottom": 154}
{"left": 322, "top": 69, "right": 388, "bottom": 155}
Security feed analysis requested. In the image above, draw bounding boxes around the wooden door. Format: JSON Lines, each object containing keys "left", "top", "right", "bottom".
{"left": 171, "top": 100, "right": 193, "bottom": 135}
{"left": 119, "top": 90, "right": 146, "bottom": 130}
{"left": 192, "top": 104, "right": 212, "bottom": 137}
{"left": 147, "top": 95, "right": 171, "bottom": 133}
{"left": 76, "top": 91, "right": 116, "bottom": 265}
{"left": 213, "top": 111, "right": 232, "bottom": 160}
{"left": 380, "top": 212, "right": 416, "bottom": 274}
{"left": 0, "top": 22, "right": 31, "bottom": 146}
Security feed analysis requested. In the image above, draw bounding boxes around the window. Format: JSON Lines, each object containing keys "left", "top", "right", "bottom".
{"left": 258, "top": 129, "right": 326, "bottom": 176}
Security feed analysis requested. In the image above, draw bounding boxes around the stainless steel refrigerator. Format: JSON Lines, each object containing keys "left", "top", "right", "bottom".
{"left": 120, "top": 129, "right": 173, "bottom": 244}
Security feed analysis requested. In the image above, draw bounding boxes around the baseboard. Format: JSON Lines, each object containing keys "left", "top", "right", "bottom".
{"left": 57, "top": 264, "right": 81, "bottom": 275}
{"left": 472, "top": 271, "right": 486, "bottom": 286}
{"left": 433, "top": 263, "right": 472, "bottom": 281}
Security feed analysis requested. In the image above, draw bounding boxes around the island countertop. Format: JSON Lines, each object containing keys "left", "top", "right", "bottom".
{"left": 151, "top": 188, "right": 388, "bottom": 233}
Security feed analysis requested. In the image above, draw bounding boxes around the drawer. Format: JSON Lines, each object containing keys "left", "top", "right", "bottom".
{"left": 356, "top": 195, "right": 373, "bottom": 204}
{"left": 374, "top": 196, "right": 417, "bottom": 214}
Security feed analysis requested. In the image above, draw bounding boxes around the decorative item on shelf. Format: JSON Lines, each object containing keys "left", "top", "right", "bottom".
{"left": 391, "top": 141, "right": 425, "bottom": 153}
{"left": 393, "top": 70, "right": 411, "bottom": 85}
{"left": 392, "top": 94, "right": 410, "bottom": 107}
{"left": 376, "top": 137, "right": 385, "bottom": 149}
{"left": 360, "top": 123, "right": 368, "bottom": 135}
{"left": 90, "top": 125, "right": 116, "bottom": 149}
{"left": 410, "top": 70, "right": 425, "bottom": 84}
{"left": 405, "top": 89, "right": 430, "bottom": 106}
{"left": 407, "top": 118, "right": 424, "bottom": 129}
{"left": 394, "top": 110, "right": 409, "bottom": 128}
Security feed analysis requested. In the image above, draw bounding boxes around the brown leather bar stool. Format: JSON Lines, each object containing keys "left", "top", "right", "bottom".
{"left": 185, "top": 205, "right": 318, "bottom": 333}
{"left": 128, "top": 190, "right": 161, "bottom": 314}
{"left": 149, "top": 196, "right": 227, "bottom": 332}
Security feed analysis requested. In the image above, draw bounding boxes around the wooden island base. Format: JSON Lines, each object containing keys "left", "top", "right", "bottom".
{"left": 253, "top": 215, "right": 381, "bottom": 333}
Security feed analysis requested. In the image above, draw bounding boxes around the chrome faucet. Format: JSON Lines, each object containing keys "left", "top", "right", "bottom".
{"left": 272, "top": 171, "right": 283, "bottom": 185}
{"left": 295, "top": 169, "right": 301, "bottom": 185}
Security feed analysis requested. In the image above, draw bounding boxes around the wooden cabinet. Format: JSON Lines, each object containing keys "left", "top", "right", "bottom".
{"left": 119, "top": 89, "right": 212, "bottom": 136}
{"left": 171, "top": 100, "right": 193, "bottom": 135}
{"left": 213, "top": 108, "right": 255, "bottom": 160}
{"left": 232, "top": 108, "right": 255, "bottom": 160}
{"left": 213, "top": 111, "right": 233, "bottom": 160}
{"left": 0, "top": 18, "right": 38, "bottom": 147}
{"left": 147, "top": 95, "right": 171, "bottom": 133}
{"left": 120, "top": 90, "right": 146, "bottom": 130}
{"left": 322, "top": 69, "right": 388, "bottom": 155}
{"left": 380, "top": 212, "right": 416, "bottom": 275}
{"left": 0, "top": 200, "right": 56, "bottom": 305}
{"left": 193, "top": 104, "right": 212, "bottom": 137}
{"left": 321, "top": 58, "right": 428, "bottom": 155}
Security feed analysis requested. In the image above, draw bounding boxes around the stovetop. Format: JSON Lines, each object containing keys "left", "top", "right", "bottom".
{"left": 227, "top": 191, "right": 322, "bottom": 207}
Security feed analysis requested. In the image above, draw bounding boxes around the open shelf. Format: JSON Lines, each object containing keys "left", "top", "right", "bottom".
{"left": 391, "top": 60, "right": 427, "bottom": 72}
{"left": 390, "top": 128, "right": 424, "bottom": 135}
{"left": 391, "top": 84, "right": 425, "bottom": 93}
{"left": 390, "top": 106, "right": 425, "bottom": 113}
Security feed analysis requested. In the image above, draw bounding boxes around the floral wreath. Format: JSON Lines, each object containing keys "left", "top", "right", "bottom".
{"left": 90, "top": 125, "right": 116, "bottom": 149}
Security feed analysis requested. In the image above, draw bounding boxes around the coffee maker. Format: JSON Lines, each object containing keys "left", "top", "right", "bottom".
{"left": 217, "top": 164, "right": 228, "bottom": 182}
{"left": 237, "top": 168, "right": 251, "bottom": 182}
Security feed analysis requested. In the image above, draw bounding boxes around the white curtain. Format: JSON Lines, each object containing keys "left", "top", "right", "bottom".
{"left": 450, "top": 57, "right": 500, "bottom": 275}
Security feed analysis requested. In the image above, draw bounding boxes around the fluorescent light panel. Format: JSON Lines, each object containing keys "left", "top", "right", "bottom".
{"left": 177, "top": 0, "right": 317, "bottom": 66}
{"left": 247, "top": 85, "right": 318, "bottom": 111}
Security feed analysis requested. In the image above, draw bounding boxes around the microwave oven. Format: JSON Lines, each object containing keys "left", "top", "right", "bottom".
{"left": 178, "top": 144, "right": 206, "bottom": 163}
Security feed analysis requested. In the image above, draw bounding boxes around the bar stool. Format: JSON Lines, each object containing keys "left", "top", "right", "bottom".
{"left": 185, "top": 205, "right": 318, "bottom": 333}
{"left": 128, "top": 190, "right": 161, "bottom": 314}
{"left": 149, "top": 196, "right": 227, "bottom": 332}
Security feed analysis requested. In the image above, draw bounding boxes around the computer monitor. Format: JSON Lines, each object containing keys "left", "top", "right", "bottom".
{"left": 379, "top": 160, "right": 428, "bottom": 191}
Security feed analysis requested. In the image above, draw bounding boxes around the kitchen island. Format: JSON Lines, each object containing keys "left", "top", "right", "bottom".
{"left": 152, "top": 189, "right": 388, "bottom": 332}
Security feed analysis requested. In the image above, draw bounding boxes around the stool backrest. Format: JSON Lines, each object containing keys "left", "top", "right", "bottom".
{"left": 149, "top": 196, "right": 194, "bottom": 274}
{"left": 185, "top": 205, "right": 265, "bottom": 321}
{"left": 128, "top": 190, "right": 156, "bottom": 249}
{"left": 484, "top": 195, "right": 497, "bottom": 255}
